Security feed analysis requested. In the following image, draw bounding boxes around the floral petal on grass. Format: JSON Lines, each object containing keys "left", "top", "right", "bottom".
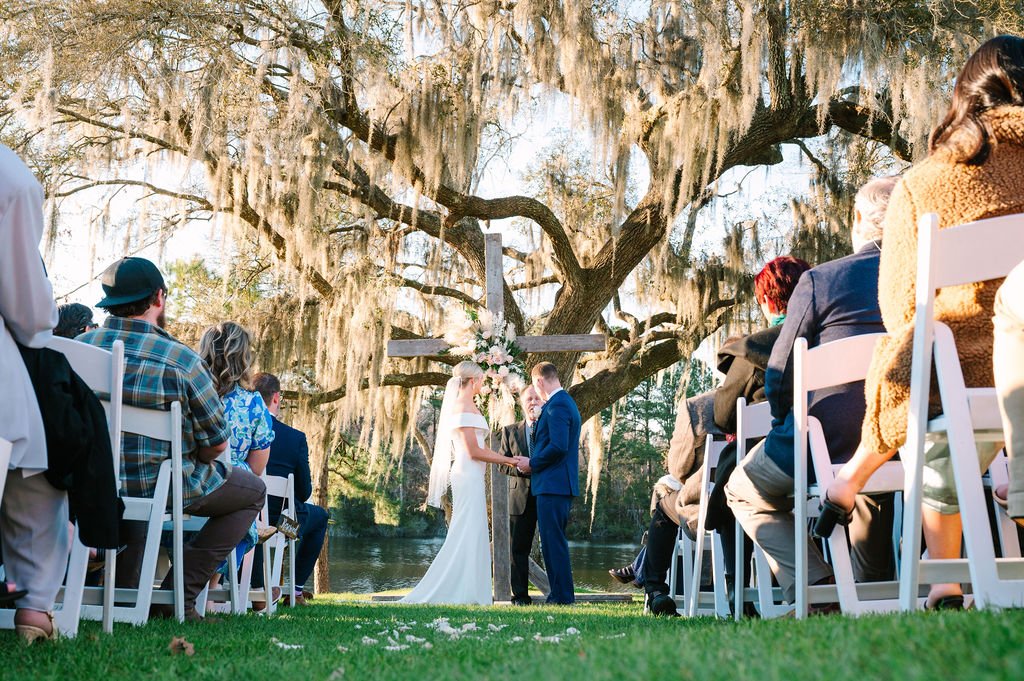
{"left": 405, "top": 635, "right": 427, "bottom": 644}
{"left": 361, "top": 636, "right": 379, "bottom": 645}
{"left": 337, "top": 645, "right": 349, "bottom": 653}
{"left": 487, "top": 624, "right": 508, "bottom": 632}
{"left": 565, "top": 627, "right": 580, "bottom": 635}
{"left": 601, "top": 633, "right": 626, "bottom": 640}
{"left": 422, "top": 642, "right": 434, "bottom": 650}
{"left": 167, "top": 637, "right": 195, "bottom": 656}
{"left": 546, "top": 616, "right": 555, "bottom": 622}
{"left": 384, "top": 644, "right": 410, "bottom": 652}
{"left": 270, "top": 637, "right": 304, "bottom": 650}
{"left": 533, "top": 633, "right": 562, "bottom": 644}
{"left": 509, "top": 636, "right": 524, "bottom": 643}
{"left": 460, "top": 622, "right": 478, "bottom": 632}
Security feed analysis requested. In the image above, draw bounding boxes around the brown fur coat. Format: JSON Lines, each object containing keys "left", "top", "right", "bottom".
{"left": 862, "top": 106, "right": 1024, "bottom": 453}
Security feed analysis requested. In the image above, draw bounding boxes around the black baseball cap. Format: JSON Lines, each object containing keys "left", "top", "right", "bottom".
{"left": 96, "top": 257, "right": 166, "bottom": 309}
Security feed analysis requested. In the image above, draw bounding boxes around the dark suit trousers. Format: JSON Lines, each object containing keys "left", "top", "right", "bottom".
{"left": 536, "top": 493, "right": 574, "bottom": 604}
{"left": 510, "top": 493, "right": 538, "bottom": 601}
{"left": 640, "top": 506, "right": 678, "bottom": 598}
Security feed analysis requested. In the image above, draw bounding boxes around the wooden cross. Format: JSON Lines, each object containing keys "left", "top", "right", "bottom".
{"left": 387, "top": 233, "right": 604, "bottom": 601}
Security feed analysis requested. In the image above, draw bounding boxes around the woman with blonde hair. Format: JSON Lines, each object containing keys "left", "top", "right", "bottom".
{"left": 819, "top": 35, "right": 1024, "bottom": 610}
{"left": 198, "top": 321, "right": 275, "bottom": 584}
{"left": 401, "top": 361, "right": 520, "bottom": 605}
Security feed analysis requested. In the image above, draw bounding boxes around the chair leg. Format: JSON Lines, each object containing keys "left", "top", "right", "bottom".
{"left": 734, "top": 521, "right": 744, "bottom": 621}
{"left": 54, "top": 528, "right": 89, "bottom": 638}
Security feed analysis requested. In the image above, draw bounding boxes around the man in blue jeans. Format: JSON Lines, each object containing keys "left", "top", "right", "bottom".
{"left": 252, "top": 373, "right": 329, "bottom": 606}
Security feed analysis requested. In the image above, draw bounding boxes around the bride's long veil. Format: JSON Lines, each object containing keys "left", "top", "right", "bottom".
{"left": 426, "top": 376, "right": 463, "bottom": 508}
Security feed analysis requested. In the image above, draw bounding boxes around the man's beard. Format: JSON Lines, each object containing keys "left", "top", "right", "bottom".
{"left": 156, "top": 309, "right": 167, "bottom": 329}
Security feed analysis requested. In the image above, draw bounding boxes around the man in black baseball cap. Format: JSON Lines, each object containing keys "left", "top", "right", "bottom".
{"left": 79, "top": 256, "right": 265, "bottom": 621}
{"left": 96, "top": 257, "right": 168, "bottom": 327}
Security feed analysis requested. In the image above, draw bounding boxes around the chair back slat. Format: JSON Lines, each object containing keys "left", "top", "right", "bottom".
{"left": 736, "top": 398, "right": 772, "bottom": 440}
{"left": 121, "top": 403, "right": 178, "bottom": 441}
{"left": 796, "top": 333, "right": 886, "bottom": 392}
{"left": 46, "top": 336, "right": 116, "bottom": 393}
{"left": 264, "top": 474, "right": 293, "bottom": 499}
{"left": 931, "top": 213, "right": 1024, "bottom": 289}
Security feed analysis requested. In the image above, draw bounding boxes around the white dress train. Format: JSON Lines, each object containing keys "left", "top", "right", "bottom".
{"left": 401, "top": 412, "right": 492, "bottom": 605}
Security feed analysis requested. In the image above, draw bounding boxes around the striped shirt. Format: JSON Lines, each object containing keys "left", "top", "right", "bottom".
{"left": 79, "top": 317, "right": 228, "bottom": 504}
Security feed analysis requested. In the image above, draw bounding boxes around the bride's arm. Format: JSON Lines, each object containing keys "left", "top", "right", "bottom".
{"left": 454, "top": 427, "right": 518, "bottom": 467}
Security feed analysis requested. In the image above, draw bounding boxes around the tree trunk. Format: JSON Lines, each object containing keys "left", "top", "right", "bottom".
{"left": 311, "top": 435, "right": 331, "bottom": 594}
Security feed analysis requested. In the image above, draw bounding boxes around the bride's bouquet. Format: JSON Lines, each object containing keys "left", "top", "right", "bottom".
{"left": 443, "top": 307, "right": 527, "bottom": 402}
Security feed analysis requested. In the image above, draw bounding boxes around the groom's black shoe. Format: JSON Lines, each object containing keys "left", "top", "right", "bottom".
{"left": 647, "top": 593, "right": 681, "bottom": 617}
{"left": 511, "top": 597, "right": 533, "bottom": 606}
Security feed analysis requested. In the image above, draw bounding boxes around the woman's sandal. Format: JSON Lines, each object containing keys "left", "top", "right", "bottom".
{"left": 15, "top": 611, "right": 57, "bottom": 644}
{"left": 992, "top": 488, "right": 1024, "bottom": 528}
{"left": 811, "top": 493, "right": 854, "bottom": 538}
{"left": 0, "top": 582, "right": 28, "bottom": 606}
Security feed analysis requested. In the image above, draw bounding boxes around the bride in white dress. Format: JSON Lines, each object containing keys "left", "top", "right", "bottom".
{"left": 401, "top": 361, "right": 518, "bottom": 605}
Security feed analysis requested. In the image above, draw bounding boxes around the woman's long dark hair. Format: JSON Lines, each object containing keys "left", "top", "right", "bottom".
{"left": 930, "top": 35, "right": 1024, "bottom": 165}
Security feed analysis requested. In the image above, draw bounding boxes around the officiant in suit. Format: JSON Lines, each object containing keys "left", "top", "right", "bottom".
{"left": 515, "top": 362, "right": 581, "bottom": 605}
{"left": 497, "top": 386, "right": 545, "bottom": 605}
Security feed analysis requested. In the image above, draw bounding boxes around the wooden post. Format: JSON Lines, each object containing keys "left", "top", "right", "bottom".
{"left": 485, "top": 233, "right": 513, "bottom": 603}
{"left": 386, "top": 232, "right": 605, "bottom": 602}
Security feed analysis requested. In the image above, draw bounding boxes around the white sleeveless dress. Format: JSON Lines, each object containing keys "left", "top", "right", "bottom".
{"left": 401, "top": 412, "right": 493, "bottom": 605}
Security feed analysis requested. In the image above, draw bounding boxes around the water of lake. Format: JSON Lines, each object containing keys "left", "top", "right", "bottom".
{"left": 327, "top": 537, "right": 641, "bottom": 595}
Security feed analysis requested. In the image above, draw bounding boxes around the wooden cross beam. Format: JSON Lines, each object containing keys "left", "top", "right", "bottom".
{"left": 387, "top": 233, "right": 604, "bottom": 601}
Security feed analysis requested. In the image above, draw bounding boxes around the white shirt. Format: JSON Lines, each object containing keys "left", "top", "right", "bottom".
{"left": 0, "top": 145, "right": 57, "bottom": 471}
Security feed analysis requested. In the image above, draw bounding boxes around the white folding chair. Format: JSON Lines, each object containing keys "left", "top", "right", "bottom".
{"left": 667, "top": 499, "right": 694, "bottom": 610}
{"left": 44, "top": 337, "right": 124, "bottom": 637}
{"left": 900, "top": 212, "right": 1024, "bottom": 611}
{"left": 0, "top": 438, "right": 11, "bottom": 514}
{"left": 793, "top": 332, "right": 908, "bottom": 618}
{"left": 731, "top": 398, "right": 790, "bottom": 620}
{"left": 241, "top": 473, "right": 299, "bottom": 614}
{"left": 686, "top": 436, "right": 732, "bottom": 617}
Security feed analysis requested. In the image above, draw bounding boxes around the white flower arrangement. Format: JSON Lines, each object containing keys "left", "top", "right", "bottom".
{"left": 442, "top": 307, "right": 527, "bottom": 400}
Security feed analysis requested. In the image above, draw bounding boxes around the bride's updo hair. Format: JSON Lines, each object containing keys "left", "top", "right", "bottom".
{"left": 453, "top": 361, "right": 484, "bottom": 387}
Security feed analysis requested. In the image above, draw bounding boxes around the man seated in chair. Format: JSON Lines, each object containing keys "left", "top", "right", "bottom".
{"left": 724, "top": 177, "right": 900, "bottom": 614}
{"left": 609, "top": 257, "right": 813, "bottom": 616}
{"left": 80, "top": 257, "right": 267, "bottom": 622}
{"left": 252, "top": 372, "right": 328, "bottom": 606}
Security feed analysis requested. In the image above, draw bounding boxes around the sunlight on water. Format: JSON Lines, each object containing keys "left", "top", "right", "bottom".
{"left": 327, "top": 538, "right": 640, "bottom": 595}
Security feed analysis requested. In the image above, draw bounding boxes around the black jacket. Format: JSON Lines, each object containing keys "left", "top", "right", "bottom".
{"left": 17, "top": 344, "right": 122, "bottom": 548}
{"left": 713, "top": 325, "right": 782, "bottom": 434}
{"left": 704, "top": 325, "right": 781, "bottom": 533}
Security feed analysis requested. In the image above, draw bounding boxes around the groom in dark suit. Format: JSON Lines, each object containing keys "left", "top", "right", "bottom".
{"left": 515, "top": 362, "right": 581, "bottom": 605}
{"left": 497, "top": 386, "right": 545, "bottom": 605}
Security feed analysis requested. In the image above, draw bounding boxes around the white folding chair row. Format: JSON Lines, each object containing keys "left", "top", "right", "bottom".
{"left": 686, "top": 435, "right": 732, "bottom": 617}
{"left": 899, "top": 212, "right": 1024, "bottom": 611}
{"left": 732, "top": 399, "right": 790, "bottom": 620}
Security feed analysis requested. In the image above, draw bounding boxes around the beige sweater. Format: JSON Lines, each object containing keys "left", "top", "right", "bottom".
{"left": 862, "top": 106, "right": 1024, "bottom": 453}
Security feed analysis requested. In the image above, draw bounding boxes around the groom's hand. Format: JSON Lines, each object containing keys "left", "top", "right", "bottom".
{"left": 516, "top": 456, "right": 532, "bottom": 473}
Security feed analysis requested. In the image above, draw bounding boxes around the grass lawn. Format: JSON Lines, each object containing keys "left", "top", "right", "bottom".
{"left": 2, "top": 595, "right": 1022, "bottom": 680}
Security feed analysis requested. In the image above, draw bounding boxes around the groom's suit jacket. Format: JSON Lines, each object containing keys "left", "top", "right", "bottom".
{"left": 497, "top": 420, "right": 534, "bottom": 515}
{"left": 529, "top": 389, "right": 581, "bottom": 497}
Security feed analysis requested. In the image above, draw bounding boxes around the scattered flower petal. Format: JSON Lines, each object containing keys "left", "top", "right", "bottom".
{"left": 565, "top": 627, "right": 580, "bottom": 635}
{"left": 337, "top": 645, "right": 349, "bottom": 653}
{"left": 510, "top": 636, "right": 524, "bottom": 643}
{"left": 384, "top": 644, "right": 410, "bottom": 651}
{"left": 487, "top": 624, "right": 508, "bottom": 632}
{"left": 406, "top": 635, "right": 427, "bottom": 644}
{"left": 270, "top": 637, "right": 304, "bottom": 650}
{"left": 361, "top": 636, "right": 378, "bottom": 645}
